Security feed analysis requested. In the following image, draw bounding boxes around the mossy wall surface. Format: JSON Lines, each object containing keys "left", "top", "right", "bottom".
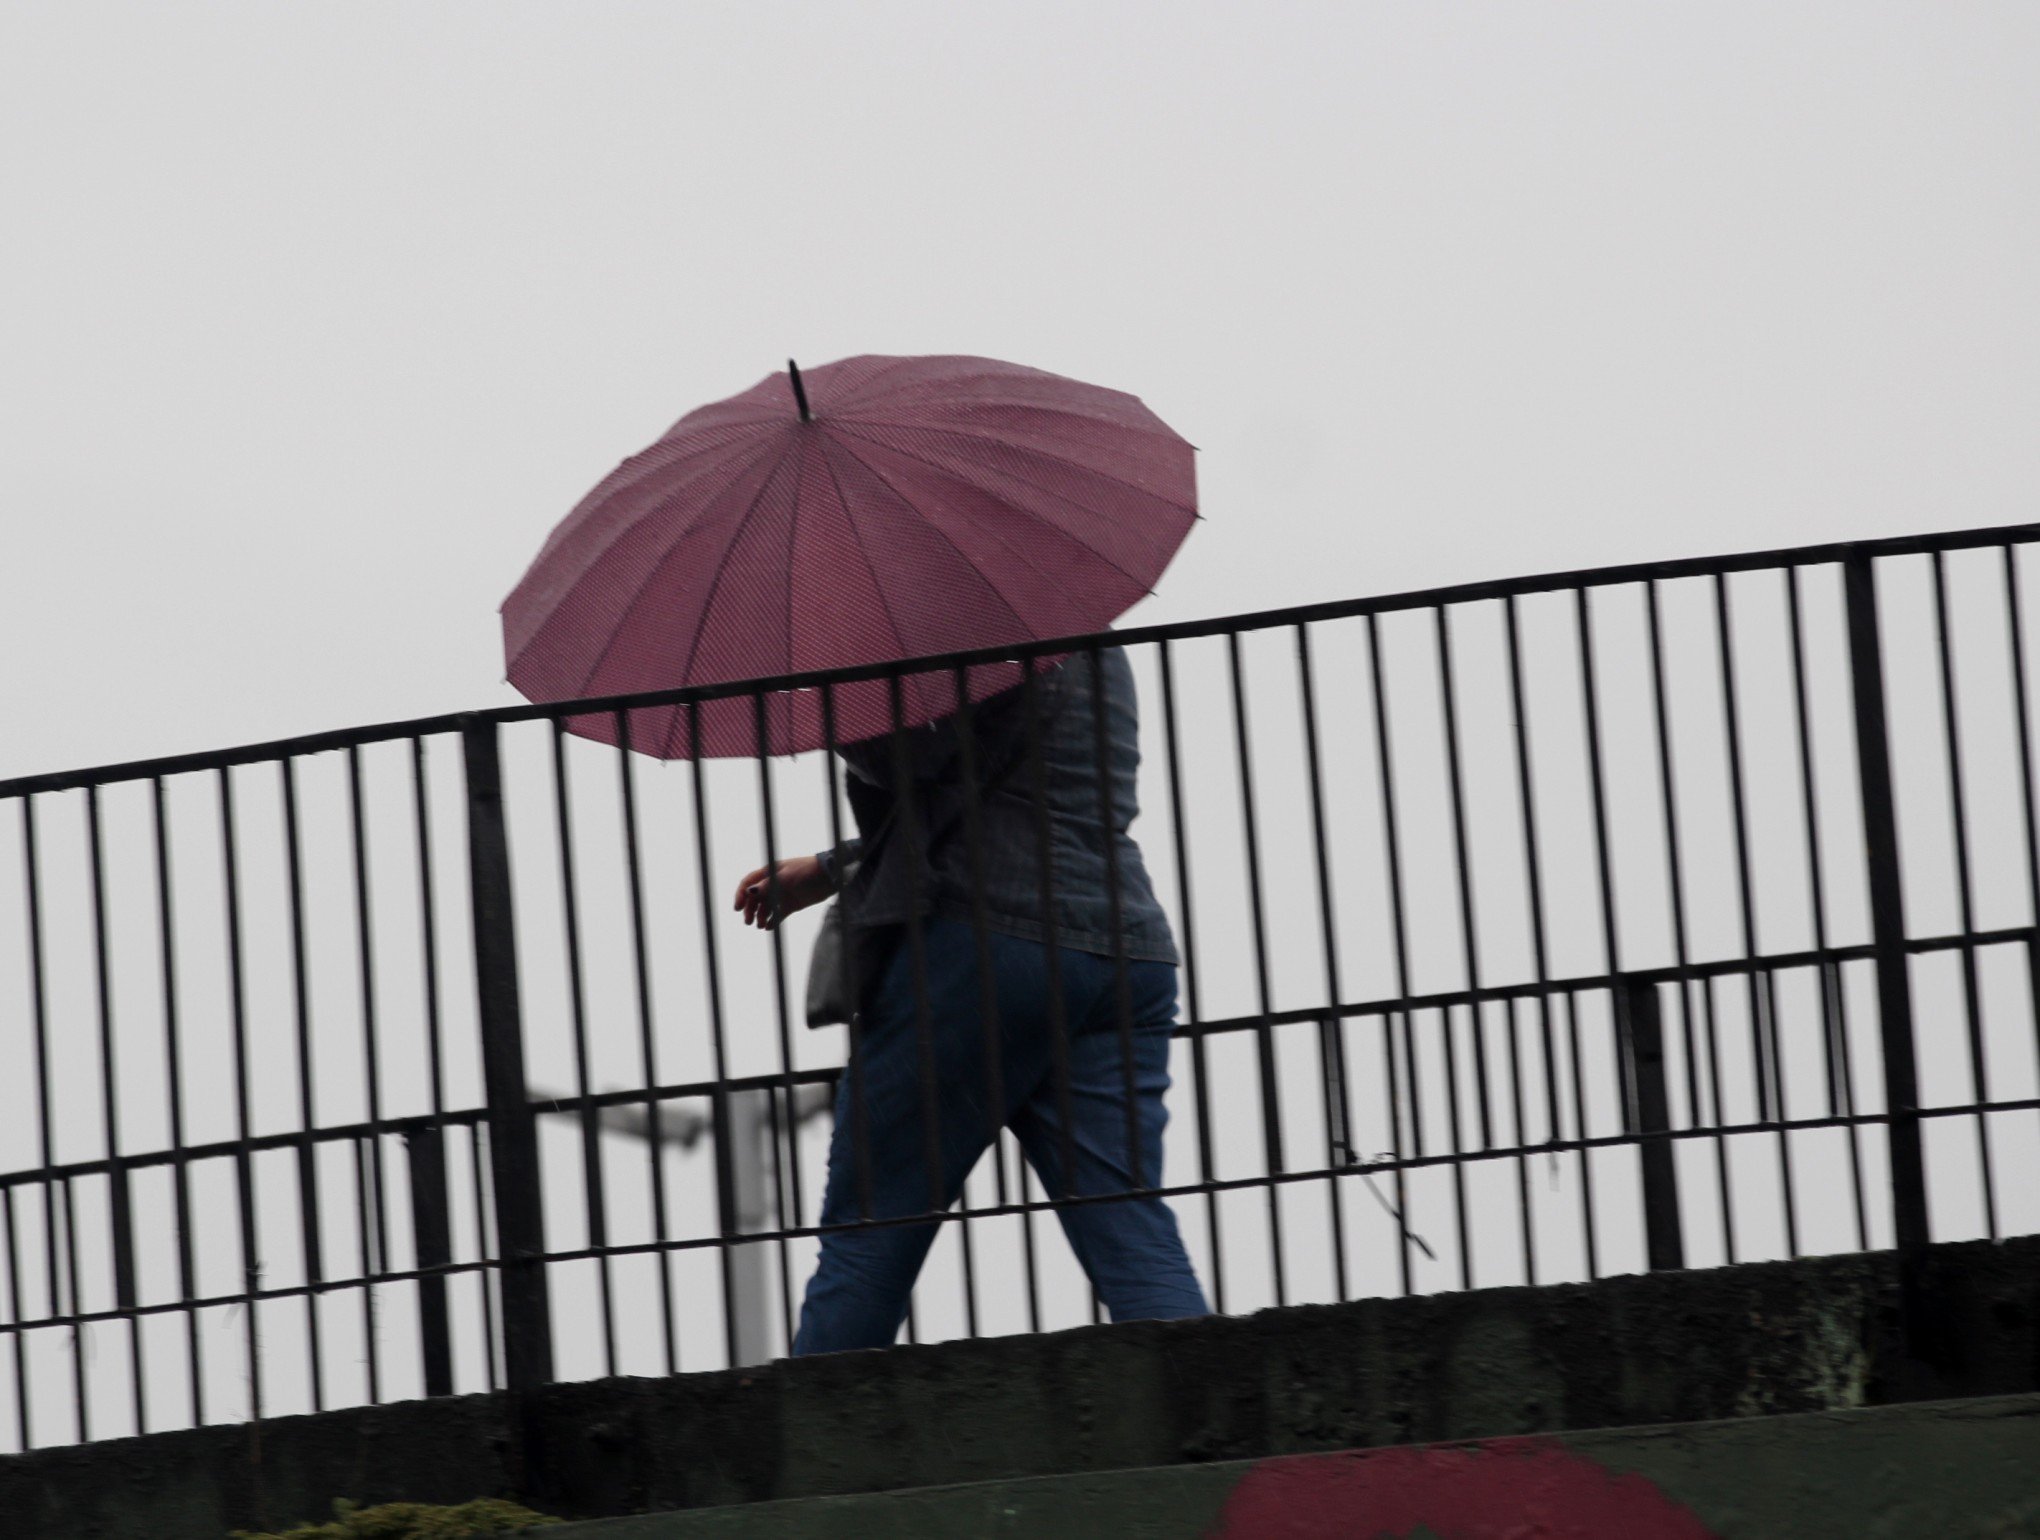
{"left": 4, "top": 1235, "right": 2034, "bottom": 1540}
{"left": 541, "top": 1393, "right": 2040, "bottom": 1540}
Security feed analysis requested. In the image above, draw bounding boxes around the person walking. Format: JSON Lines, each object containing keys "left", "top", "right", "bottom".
{"left": 733, "top": 646, "right": 1210, "bottom": 1354}
{"left": 503, "top": 353, "right": 1206, "bottom": 1354}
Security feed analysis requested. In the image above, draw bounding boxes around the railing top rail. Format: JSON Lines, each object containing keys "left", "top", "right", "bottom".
{"left": 6, "top": 518, "right": 2035, "bottom": 800}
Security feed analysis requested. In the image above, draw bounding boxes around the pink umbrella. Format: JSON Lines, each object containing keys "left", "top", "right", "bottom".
{"left": 502, "top": 354, "right": 1198, "bottom": 757}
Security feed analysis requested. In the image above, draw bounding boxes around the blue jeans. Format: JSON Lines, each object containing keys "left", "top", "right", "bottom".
{"left": 792, "top": 918, "right": 1209, "bottom": 1354}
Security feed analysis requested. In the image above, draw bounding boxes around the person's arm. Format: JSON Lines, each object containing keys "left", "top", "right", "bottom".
{"left": 731, "top": 853, "right": 834, "bottom": 930}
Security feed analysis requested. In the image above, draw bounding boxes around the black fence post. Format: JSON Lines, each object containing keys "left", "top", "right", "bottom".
{"left": 404, "top": 1124, "right": 456, "bottom": 1398}
{"left": 461, "top": 717, "right": 555, "bottom": 1394}
{"left": 1842, "top": 553, "right": 1934, "bottom": 1361}
{"left": 1618, "top": 976, "right": 1684, "bottom": 1271}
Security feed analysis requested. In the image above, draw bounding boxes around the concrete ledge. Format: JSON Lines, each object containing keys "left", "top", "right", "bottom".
{"left": 6, "top": 1235, "right": 2037, "bottom": 1539}
{"left": 541, "top": 1392, "right": 2040, "bottom": 1539}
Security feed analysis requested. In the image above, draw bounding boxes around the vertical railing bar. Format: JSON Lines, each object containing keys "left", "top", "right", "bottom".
{"left": 1500, "top": 996, "right": 1535, "bottom": 1284}
{"left": 84, "top": 786, "right": 146, "bottom": 1433}
{"left": 1645, "top": 583, "right": 1737, "bottom": 1262}
{"left": 1495, "top": 599, "right": 1552, "bottom": 1288}
{"left": 17, "top": 798, "right": 76, "bottom": 1436}
{"left": 1019, "top": 662, "right": 1082, "bottom": 1228}
{"left": 1574, "top": 586, "right": 1636, "bottom": 1259}
{"left": 466, "top": 1122, "right": 499, "bottom": 1393}
{"left": 411, "top": 736, "right": 462, "bottom": 1394}
{"left": 747, "top": 692, "right": 806, "bottom": 1352}
{"left": 1431, "top": 993, "right": 1474, "bottom": 1290}
{"left": 885, "top": 671, "right": 948, "bottom": 1227}
{"left": 1842, "top": 553, "right": 1933, "bottom": 1359}
{"left": 1929, "top": 552, "right": 2000, "bottom": 1239}
{"left": 547, "top": 719, "right": 617, "bottom": 1377}
{"left": 1500, "top": 600, "right": 1561, "bottom": 1149}
{"left": 57, "top": 1176, "right": 85, "bottom": 1442}
{"left": 2, "top": 1186, "right": 27, "bottom": 1449}
{"left": 278, "top": 759, "right": 328, "bottom": 1410}
{"left": 1085, "top": 647, "right": 1144, "bottom": 1200}
{"left": 2000, "top": 545, "right": 2040, "bottom": 1146}
{"left": 1698, "top": 976, "right": 1734, "bottom": 1234}
{"left": 1018, "top": 1153, "right": 1043, "bottom": 1334}
{"left": 1575, "top": 590, "right": 1624, "bottom": 1000}
{"left": 409, "top": 738, "right": 449, "bottom": 1122}
{"left": 1784, "top": 569, "right": 1870, "bottom": 1251}
{"left": 408, "top": 734, "right": 458, "bottom": 1386}
{"left": 349, "top": 1135, "right": 380, "bottom": 1403}
{"left": 817, "top": 686, "right": 876, "bottom": 1225}
{"left": 215, "top": 768, "right": 263, "bottom": 1421}
{"left": 1562, "top": 989, "right": 1599, "bottom": 1280}
{"left": 461, "top": 718, "right": 555, "bottom": 1395}
{"left": 149, "top": 776, "right": 203, "bottom": 1428}
{"left": 1294, "top": 623, "right": 1352, "bottom": 1303}
{"left": 1713, "top": 574, "right": 1800, "bottom": 1257}
{"left": 1433, "top": 604, "right": 1493, "bottom": 1289}
{"left": 955, "top": 1140, "right": 981, "bottom": 1340}
{"left": 1621, "top": 978, "right": 1686, "bottom": 1270}
{"left": 1425, "top": 606, "right": 1493, "bottom": 1166}
{"left": 1365, "top": 615, "right": 1422, "bottom": 1295}
{"left": 1157, "top": 640, "right": 1224, "bottom": 1312}
{"left": 1225, "top": 631, "right": 1288, "bottom": 1306}
{"left": 345, "top": 747, "right": 389, "bottom": 1403}
{"left": 950, "top": 664, "right": 1009, "bottom": 1212}
{"left": 872, "top": 666, "right": 978, "bottom": 1345}
{"left": 615, "top": 710, "right": 681, "bottom": 1375}
{"left": 403, "top": 1125, "right": 455, "bottom": 1398}
{"left": 941, "top": 663, "right": 1001, "bottom": 1341}
{"left": 684, "top": 704, "right": 743, "bottom": 1370}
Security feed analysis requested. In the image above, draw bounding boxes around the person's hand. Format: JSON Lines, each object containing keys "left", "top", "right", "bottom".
{"left": 732, "top": 854, "right": 832, "bottom": 931}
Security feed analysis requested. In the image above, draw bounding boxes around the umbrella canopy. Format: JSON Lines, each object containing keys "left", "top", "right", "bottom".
{"left": 503, "top": 354, "right": 1198, "bottom": 757}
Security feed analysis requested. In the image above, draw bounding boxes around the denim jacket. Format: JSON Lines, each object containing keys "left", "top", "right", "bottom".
{"left": 820, "top": 647, "right": 1178, "bottom": 967}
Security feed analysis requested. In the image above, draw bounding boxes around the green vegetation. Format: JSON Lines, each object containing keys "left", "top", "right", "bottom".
{"left": 231, "top": 1497, "right": 560, "bottom": 1540}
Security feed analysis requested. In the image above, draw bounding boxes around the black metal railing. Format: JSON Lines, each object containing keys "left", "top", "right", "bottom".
{"left": 3, "top": 522, "right": 2040, "bottom": 1451}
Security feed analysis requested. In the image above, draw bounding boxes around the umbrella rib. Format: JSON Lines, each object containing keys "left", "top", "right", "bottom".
{"left": 508, "top": 436, "right": 781, "bottom": 680}
{"left": 572, "top": 438, "right": 793, "bottom": 701}
{"left": 826, "top": 437, "right": 1074, "bottom": 629}
{"left": 776, "top": 435, "right": 807, "bottom": 755}
{"left": 814, "top": 438, "right": 916, "bottom": 670}
{"left": 554, "top": 421, "right": 769, "bottom": 540}
{"left": 822, "top": 434, "right": 1034, "bottom": 639}
{"left": 826, "top": 425, "right": 1168, "bottom": 592}
{"left": 667, "top": 447, "right": 799, "bottom": 688}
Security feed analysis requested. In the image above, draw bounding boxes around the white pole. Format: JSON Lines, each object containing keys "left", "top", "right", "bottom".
{"left": 540, "top": 1083, "right": 829, "bottom": 1368}
{"left": 725, "top": 1088, "right": 775, "bottom": 1366}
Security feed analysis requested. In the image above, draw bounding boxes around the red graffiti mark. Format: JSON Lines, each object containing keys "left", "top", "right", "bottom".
{"left": 1206, "top": 1438, "right": 1717, "bottom": 1540}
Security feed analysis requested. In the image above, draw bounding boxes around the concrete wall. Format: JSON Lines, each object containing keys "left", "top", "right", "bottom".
{"left": 546, "top": 1392, "right": 2040, "bottom": 1539}
{"left": 6, "top": 1235, "right": 2037, "bottom": 1540}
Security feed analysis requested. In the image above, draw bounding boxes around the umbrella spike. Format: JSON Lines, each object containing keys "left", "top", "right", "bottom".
{"left": 787, "top": 359, "right": 813, "bottom": 423}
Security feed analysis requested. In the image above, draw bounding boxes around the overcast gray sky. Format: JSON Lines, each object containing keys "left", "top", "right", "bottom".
{"left": 5, "top": 1, "right": 2038, "bottom": 780}
{"left": 3, "top": 0, "right": 2040, "bottom": 1438}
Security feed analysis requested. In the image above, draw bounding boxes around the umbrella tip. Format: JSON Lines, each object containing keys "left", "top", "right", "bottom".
{"left": 787, "top": 359, "right": 813, "bottom": 423}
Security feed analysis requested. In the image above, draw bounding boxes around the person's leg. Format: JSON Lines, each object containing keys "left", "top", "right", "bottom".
{"left": 1009, "top": 957, "right": 1209, "bottom": 1322}
{"left": 792, "top": 919, "right": 1053, "bottom": 1355}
